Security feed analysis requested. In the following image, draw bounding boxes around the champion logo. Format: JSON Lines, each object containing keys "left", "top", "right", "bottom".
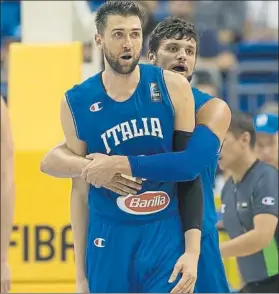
{"left": 262, "top": 197, "right": 275, "bottom": 206}
{"left": 90, "top": 102, "right": 103, "bottom": 112}
{"left": 94, "top": 238, "right": 105, "bottom": 247}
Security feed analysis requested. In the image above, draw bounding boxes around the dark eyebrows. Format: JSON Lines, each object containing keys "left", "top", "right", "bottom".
{"left": 165, "top": 42, "right": 196, "bottom": 50}
{"left": 111, "top": 28, "right": 142, "bottom": 32}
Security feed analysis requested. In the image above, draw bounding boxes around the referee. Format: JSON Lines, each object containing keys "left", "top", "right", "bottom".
{"left": 218, "top": 111, "right": 278, "bottom": 293}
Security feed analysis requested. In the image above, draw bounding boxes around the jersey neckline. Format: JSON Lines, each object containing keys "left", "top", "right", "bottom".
{"left": 97, "top": 64, "right": 143, "bottom": 107}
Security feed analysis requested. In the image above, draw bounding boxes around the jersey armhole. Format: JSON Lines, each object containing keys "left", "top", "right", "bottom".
{"left": 65, "top": 92, "right": 82, "bottom": 141}
{"left": 160, "top": 68, "right": 176, "bottom": 117}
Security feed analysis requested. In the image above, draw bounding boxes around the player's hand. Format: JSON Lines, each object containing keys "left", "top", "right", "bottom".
{"left": 81, "top": 153, "right": 117, "bottom": 187}
{"left": 169, "top": 251, "right": 199, "bottom": 293}
{"left": 76, "top": 277, "right": 90, "bottom": 293}
{"left": 1, "top": 261, "right": 11, "bottom": 293}
{"left": 103, "top": 173, "right": 143, "bottom": 196}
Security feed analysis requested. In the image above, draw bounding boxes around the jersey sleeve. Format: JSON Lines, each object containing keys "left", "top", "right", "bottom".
{"left": 192, "top": 87, "right": 214, "bottom": 113}
{"left": 252, "top": 167, "right": 278, "bottom": 217}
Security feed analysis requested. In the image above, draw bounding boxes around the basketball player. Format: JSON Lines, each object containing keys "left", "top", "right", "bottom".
{"left": 147, "top": 17, "right": 230, "bottom": 293}
{"left": 45, "top": 2, "right": 203, "bottom": 293}
{"left": 1, "top": 97, "right": 15, "bottom": 293}
{"left": 82, "top": 17, "right": 231, "bottom": 293}
{"left": 41, "top": 15, "right": 231, "bottom": 292}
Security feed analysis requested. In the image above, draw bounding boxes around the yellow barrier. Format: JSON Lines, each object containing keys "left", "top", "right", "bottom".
{"left": 8, "top": 43, "right": 82, "bottom": 290}
{"left": 8, "top": 42, "right": 82, "bottom": 151}
{"left": 215, "top": 196, "right": 242, "bottom": 290}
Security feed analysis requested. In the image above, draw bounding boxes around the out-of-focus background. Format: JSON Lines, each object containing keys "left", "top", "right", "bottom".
{"left": 1, "top": 1, "right": 278, "bottom": 292}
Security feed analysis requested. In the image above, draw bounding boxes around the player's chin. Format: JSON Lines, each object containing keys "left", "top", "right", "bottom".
{"left": 171, "top": 69, "right": 187, "bottom": 78}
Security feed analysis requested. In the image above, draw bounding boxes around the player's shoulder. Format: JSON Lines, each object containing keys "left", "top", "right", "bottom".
{"left": 192, "top": 87, "right": 227, "bottom": 110}
{"left": 65, "top": 72, "right": 102, "bottom": 103}
{"left": 163, "top": 70, "right": 191, "bottom": 94}
{"left": 67, "top": 72, "right": 100, "bottom": 95}
{"left": 192, "top": 87, "right": 214, "bottom": 100}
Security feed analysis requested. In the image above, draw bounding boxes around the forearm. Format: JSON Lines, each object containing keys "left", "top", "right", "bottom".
{"left": 71, "top": 188, "right": 89, "bottom": 279}
{"left": 126, "top": 125, "right": 220, "bottom": 182}
{"left": 178, "top": 178, "right": 203, "bottom": 235}
{"left": 1, "top": 156, "right": 15, "bottom": 261}
{"left": 220, "top": 229, "right": 267, "bottom": 258}
{"left": 184, "top": 229, "right": 201, "bottom": 255}
{"left": 41, "top": 144, "right": 90, "bottom": 178}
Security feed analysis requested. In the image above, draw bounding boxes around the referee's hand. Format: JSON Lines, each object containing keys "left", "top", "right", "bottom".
{"left": 169, "top": 252, "right": 199, "bottom": 293}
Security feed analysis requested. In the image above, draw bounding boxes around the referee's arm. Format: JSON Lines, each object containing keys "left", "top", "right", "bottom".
{"left": 220, "top": 167, "right": 278, "bottom": 258}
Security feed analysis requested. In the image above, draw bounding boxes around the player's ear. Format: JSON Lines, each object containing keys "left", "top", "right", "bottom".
{"left": 147, "top": 50, "right": 156, "bottom": 65}
{"left": 95, "top": 34, "right": 103, "bottom": 49}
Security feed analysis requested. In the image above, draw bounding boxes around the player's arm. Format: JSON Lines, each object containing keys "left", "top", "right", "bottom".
{"left": 41, "top": 142, "right": 142, "bottom": 195}
{"left": 117, "top": 77, "right": 231, "bottom": 182}
{"left": 163, "top": 74, "right": 202, "bottom": 250}
{"left": 60, "top": 96, "right": 89, "bottom": 282}
{"left": 40, "top": 141, "right": 90, "bottom": 178}
{"left": 1, "top": 97, "right": 15, "bottom": 263}
{"left": 220, "top": 168, "right": 278, "bottom": 258}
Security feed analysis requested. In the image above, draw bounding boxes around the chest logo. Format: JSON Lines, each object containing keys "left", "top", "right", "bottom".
{"left": 117, "top": 191, "right": 170, "bottom": 215}
{"left": 149, "top": 82, "right": 162, "bottom": 103}
{"left": 90, "top": 102, "right": 103, "bottom": 112}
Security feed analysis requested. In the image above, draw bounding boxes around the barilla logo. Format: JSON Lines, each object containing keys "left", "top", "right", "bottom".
{"left": 117, "top": 191, "right": 170, "bottom": 215}
{"left": 90, "top": 102, "right": 103, "bottom": 112}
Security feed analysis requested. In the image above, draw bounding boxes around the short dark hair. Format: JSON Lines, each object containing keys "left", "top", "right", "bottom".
{"left": 95, "top": 1, "right": 146, "bottom": 35}
{"left": 229, "top": 111, "right": 256, "bottom": 148}
{"left": 149, "top": 17, "right": 199, "bottom": 54}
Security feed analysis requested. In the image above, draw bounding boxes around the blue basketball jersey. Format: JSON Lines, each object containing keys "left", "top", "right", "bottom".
{"left": 66, "top": 64, "right": 178, "bottom": 223}
{"left": 192, "top": 87, "right": 218, "bottom": 235}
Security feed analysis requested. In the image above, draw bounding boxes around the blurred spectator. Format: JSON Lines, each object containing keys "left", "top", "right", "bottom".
{"left": 260, "top": 101, "right": 279, "bottom": 115}
{"left": 1, "top": 0, "right": 21, "bottom": 45}
{"left": 137, "top": 1, "right": 159, "bottom": 56}
{"left": 168, "top": 1, "right": 195, "bottom": 22}
{"left": 192, "top": 66, "right": 222, "bottom": 96}
{"left": 194, "top": 81, "right": 218, "bottom": 98}
{"left": 87, "top": 0, "right": 105, "bottom": 12}
{"left": 1, "top": 1, "right": 21, "bottom": 100}
{"left": 246, "top": 1, "right": 278, "bottom": 41}
{"left": 195, "top": 1, "right": 248, "bottom": 45}
{"left": 254, "top": 113, "right": 278, "bottom": 169}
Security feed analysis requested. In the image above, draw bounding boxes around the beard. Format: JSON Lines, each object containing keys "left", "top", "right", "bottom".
{"left": 103, "top": 45, "right": 141, "bottom": 75}
{"left": 187, "top": 74, "right": 193, "bottom": 83}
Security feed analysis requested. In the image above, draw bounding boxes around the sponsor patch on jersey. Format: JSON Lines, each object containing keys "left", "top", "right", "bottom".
{"left": 117, "top": 191, "right": 170, "bottom": 215}
{"left": 149, "top": 82, "right": 162, "bottom": 102}
{"left": 262, "top": 196, "right": 275, "bottom": 206}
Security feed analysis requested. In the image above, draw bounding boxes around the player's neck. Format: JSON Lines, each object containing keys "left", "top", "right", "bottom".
{"left": 230, "top": 151, "right": 258, "bottom": 183}
{"left": 102, "top": 66, "right": 140, "bottom": 101}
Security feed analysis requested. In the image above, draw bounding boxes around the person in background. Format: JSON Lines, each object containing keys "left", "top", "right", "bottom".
{"left": 219, "top": 111, "right": 278, "bottom": 293}
{"left": 1, "top": 97, "right": 15, "bottom": 293}
{"left": 254, "top": 113, "right": 278, "bottom": 169}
